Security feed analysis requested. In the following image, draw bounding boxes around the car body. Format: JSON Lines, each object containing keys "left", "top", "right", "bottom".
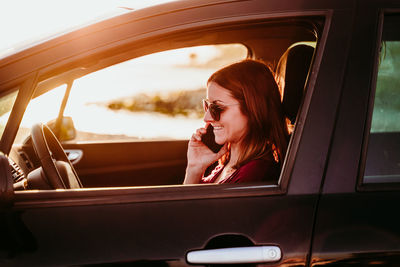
{"left": 0, "top": 0, "right": 399, "bottom": 266}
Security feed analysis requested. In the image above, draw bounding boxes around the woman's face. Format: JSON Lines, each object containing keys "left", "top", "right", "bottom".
{"left": 204, "top": 82, "right": 248, "bottom": 145}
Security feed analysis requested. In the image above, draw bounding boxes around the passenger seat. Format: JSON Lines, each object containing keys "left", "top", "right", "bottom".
{"left": 277, "top": 43, "right": 315, "bottom": 126}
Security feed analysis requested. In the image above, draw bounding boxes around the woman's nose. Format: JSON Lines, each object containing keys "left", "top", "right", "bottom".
{"left": 203, "top": 109, "right": 214, "bottom": 123}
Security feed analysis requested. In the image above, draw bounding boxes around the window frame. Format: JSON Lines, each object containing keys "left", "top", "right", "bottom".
{"left": 358, "top": 9, "right": 400, "bottom": 192}
{"left": 10, "top": 13, "right": 327, "bottom": 208}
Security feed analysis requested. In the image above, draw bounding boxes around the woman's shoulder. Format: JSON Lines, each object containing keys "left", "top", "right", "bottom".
{"left": 228, "top": 158, "right": 280, "bottom": 183}
{"left": 239, "top": 158, "right": 277, "bottom": 173}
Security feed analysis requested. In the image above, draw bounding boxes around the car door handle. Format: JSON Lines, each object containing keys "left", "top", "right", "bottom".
{"left": 186, "top": 246, "right": 281, "bottom": 264}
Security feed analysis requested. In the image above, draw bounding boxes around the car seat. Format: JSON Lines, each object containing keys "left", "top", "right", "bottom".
{"left": 277, "top": 43, "right": 315, "bottom": 125}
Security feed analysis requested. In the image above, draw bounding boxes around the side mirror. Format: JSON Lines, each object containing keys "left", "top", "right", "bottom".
{"left": 47, "top": 116, "right": 76, "bottom": 142}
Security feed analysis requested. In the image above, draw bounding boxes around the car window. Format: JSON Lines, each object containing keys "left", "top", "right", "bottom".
{"left": 0, "top": 89, "right": 19, "bottom": 140}
{"left": 14, "top": 85, "right": 67, "bottom": 144}
{"left": 363, "top": 14, "right": 400, "bottom": 184}
{"left": 64, "top": 44, "right": 247, "bottom": 142}
{"left": 14, "top": 45, "right": 247, "bottom": 144}
{"left": 10, "top": 18, "right": 321, "bottom": 191}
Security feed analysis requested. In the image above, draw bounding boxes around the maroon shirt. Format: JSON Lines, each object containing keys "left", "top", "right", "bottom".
{"left": 201, "top": 158, "right": 280, "bottom": 184}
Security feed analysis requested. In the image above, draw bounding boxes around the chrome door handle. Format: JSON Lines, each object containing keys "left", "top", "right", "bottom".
{"left": 186, "top": 246, "right": 281, "bottom": 264}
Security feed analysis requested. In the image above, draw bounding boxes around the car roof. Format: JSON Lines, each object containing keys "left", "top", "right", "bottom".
{"left": 0, "top": 0, "right": 363, "bottom": 92}
{"left": 0, "top": 0, "right": 181, "bottom": 61}
{"left": 1, "top": 0, "right": 257, "bottom": 63}
{"left": 0, "top": 8, "right": 129, "bottom": 60}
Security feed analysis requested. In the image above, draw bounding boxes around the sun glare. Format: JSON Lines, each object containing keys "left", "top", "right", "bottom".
{"left": 0, "top": 0, "right": 175, "bottom": 57}
{"left": 4, "top": 1, "right": 248, "bottom": 144}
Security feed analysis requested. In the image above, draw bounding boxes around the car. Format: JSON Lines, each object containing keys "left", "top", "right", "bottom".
{"left": 0, "top": 0, "right": 399, "bottom": 266}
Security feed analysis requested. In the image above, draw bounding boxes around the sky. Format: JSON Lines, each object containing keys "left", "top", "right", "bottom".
{"left": 0, "top": 0, "right": 173, "bottom": 57}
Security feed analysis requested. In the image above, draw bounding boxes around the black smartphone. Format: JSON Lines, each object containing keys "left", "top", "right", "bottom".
{"left": 201, "top": 124, "right": 223, "bottom": 153}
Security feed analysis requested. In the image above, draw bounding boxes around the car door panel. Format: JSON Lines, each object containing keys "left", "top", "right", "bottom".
{"left": 311, "top": 193, "right": 400, "bottom": 266}
{"left": 3, "top": 193, "right": 318, "bottom": 266}
{"left": 10, "top": 140, "right": 188, "bottom": 188}
{"left": 62, "top": 140, "right": 188, "bottom": 187}
{"left": 311, "top": 1, "right": 400, "bottom": 265}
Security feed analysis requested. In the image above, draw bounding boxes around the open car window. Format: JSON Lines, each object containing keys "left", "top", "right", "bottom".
{"left": 15, "top": 45, "right": 248, "bottom": 143}
{"left": 10, "top": 16, "right": 321, "bottom": 192}
{"left": 64, "top": 44, "right": 248, "bottom": 142}
{"left": 0, "top": 89, "right": 19, "bottom": 139}
{"left": 15, "top": 85, "right": 67, "bottom": 144}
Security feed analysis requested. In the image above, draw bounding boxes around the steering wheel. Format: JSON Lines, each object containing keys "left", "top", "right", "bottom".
{"left": 30, "top": 123, "right": 82, "bottom": 189}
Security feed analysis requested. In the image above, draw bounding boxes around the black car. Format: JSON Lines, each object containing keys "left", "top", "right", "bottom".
{"left": 0, "top": 0, "right": 399, "bottom": 266}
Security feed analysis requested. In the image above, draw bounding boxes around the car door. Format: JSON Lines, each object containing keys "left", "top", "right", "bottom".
{"left": 311, "top": 1, "right": 400, "bottom": 265}
{"left": 0, "top": 0, "right": 356, "bottom": 266}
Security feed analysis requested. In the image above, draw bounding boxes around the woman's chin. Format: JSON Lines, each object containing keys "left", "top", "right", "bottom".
{"left": 214, "top": 136, "right": 225, "bottom": 145}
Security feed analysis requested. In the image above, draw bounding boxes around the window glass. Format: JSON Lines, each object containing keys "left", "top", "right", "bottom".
{"left": 14, "top": 85, "right": 67, "bottom": 144}
{"left": 364, "top": 14, "right": 400, "bottom": 184}
{"left": 63, "top": 44, "right": 247, "bottom": 141}
{"left": 370, "top": 41, "right": 400, "bottom": 132}
{"left": 0, "top": 89, "right": 18, "bottom": 139}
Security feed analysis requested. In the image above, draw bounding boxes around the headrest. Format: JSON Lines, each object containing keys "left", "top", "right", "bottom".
{"left": 281, "top": 44, "right": 314, "bottom": 124}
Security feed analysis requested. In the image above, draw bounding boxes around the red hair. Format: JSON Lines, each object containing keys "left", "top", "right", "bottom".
{"left": 208, "top": 59, "right": 289, "bottom": 168}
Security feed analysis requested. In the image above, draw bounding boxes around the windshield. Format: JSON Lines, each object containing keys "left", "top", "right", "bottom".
{"left": 0, "top": 89, "right": 19, "bottom": 139}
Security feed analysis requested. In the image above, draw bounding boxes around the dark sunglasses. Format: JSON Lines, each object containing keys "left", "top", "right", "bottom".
{"left": 202, "top": 99, "right": 239, "bottom": 121}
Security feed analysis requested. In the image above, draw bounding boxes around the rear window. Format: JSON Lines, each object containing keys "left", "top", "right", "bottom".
{"left": 363, "top": 14, "right": 400, "bottom": 184}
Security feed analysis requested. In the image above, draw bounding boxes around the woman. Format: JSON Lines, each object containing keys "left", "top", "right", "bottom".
{"left": 184, "top": 59, "right": 289, "bottom": 184}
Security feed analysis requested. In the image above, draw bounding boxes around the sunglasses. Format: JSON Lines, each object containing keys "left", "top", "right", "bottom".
{"left": 202, "top": 99, "right": 239, "bottom": 121}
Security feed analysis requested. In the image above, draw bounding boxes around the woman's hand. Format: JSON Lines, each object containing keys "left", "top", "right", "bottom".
{"left": 183, "top": 125, "right": 227, "bottom": 184}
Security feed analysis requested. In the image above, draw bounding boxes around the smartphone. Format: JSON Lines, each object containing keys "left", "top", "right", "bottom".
{"left": 201, "top": 124, "right": 223, "bottom": 153}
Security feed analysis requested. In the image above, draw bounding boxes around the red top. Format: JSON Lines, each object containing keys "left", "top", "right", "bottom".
{"left": 201, "top": 158, "right": 280, "bottom": 184}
